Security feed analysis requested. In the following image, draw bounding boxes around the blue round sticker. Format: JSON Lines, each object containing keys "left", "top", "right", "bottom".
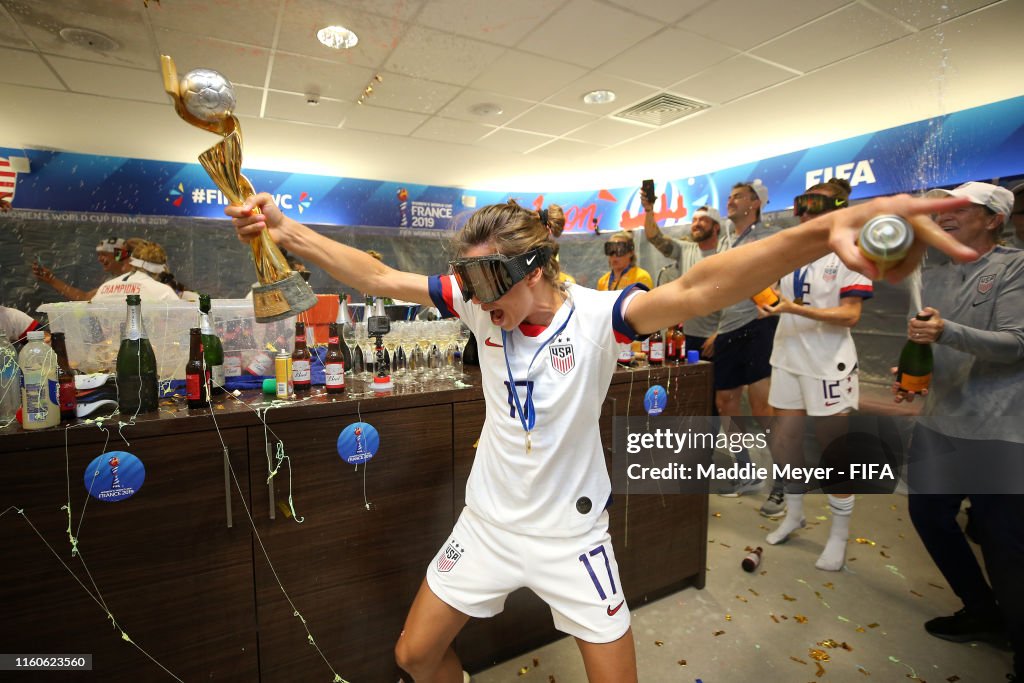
{"left": 84, "top": 451, "right": 145, "bottom": 502}
{"left": 337, "top": 422, "right": 380, "bottom": 464}
{"left": 644, "top": 385, "right": 668, "bottom": 416}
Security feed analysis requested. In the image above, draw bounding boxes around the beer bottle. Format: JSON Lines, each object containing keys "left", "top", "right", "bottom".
{"left": 186, "top": 327, "right": 209, "bottom": 409}
{"left": 673, "top": 326, "right": 686, "bottom": 362}
{"left": 19, "top": 330, "right": 60, "bottom": 430}
{"left": 325, "top": 322, "right": 346, "bottom": 394}
{"left": 742, "top": 547, "right": 763, "bottom": 572}
{"left": 335, "top": 294, "right": 355, "bottom": 373}
{"left": 292, "top": 321, "right": 311, "bottom": 393}
{"left": 51, "top": 332, "right": 78, "bottom": 421}
{"left": 116, "top": 294, "right": 159, "bottom": 414}
{"left": 198, "top": 294, "right": 225, "bottom": 394}
{"left": 649, "top": 329, "right": 665, "bottom": 365}
{"left": 896, "top": 313, "right": 933, "bottom": 394}
{"left": 665, "top": 326, "right": 677, "bottom": 362}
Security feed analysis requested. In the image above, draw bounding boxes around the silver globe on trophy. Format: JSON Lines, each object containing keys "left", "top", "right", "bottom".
{"left": 159, "top": 55, "right": 316, "bottom": 322}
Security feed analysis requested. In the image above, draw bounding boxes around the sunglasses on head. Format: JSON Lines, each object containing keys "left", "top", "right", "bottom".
{"left": 604, "top": 240, "right": 634, "bottom": 257}
{"left": 449, "top": 246, "right": 551, "bottom": 304}
{"left": 794, "top": 193, "right": 847, "bottom": 217}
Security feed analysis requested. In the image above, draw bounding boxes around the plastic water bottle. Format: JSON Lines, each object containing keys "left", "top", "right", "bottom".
{"left": 0, "top": 337, "right": 21, "bottom": 423}
{"left": 19, "top": 330, "right": 60, "bottom": 430}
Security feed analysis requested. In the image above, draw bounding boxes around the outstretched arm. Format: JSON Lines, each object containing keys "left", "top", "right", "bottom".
{"left": 625, "top": 193, "right": 976, "bottom": 336}
{"left": 227, "top": 193, "right": 434, "bottom": 307}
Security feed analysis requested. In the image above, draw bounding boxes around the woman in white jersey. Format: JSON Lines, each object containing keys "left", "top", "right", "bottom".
{"left": 758, "top": 179, "right": 872, "bottom": 571}
{"left": 228, "top": 193, "right": 973, "bottom": 683}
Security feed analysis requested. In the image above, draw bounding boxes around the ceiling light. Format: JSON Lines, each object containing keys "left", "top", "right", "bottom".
{"left": 582, "top": 89, "right": 616, "bottom": 105}
{"left": 470, "top": 102, "right": 503, "bottom": 117}
{"left": 317, "top": 25, "right": 358, "bottom": 49}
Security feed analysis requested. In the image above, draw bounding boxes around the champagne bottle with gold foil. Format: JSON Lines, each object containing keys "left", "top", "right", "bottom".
{"left": 116, "top": 295, "right": 159, "bottom": 414}
{"left": 897, "top": 314, "right": 933, "bottom": 394}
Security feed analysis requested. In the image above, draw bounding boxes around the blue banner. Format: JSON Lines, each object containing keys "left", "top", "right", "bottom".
{"left": 3, "top": 95, "right": 1023, "bottom": 233}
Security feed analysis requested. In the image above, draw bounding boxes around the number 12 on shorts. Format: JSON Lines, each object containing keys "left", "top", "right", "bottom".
{"left": 578, "top": 544, "right": 618, "bottom": 600}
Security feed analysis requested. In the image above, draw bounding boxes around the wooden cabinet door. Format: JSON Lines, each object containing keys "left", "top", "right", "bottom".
{"left": 0, "top": 426, "right": 257, "bottom": 682}
{"left": 247, "top": 404, "right": 454, "bottom": 683}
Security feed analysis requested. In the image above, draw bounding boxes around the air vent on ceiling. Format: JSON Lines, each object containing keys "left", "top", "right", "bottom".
{"left": 58, "top": 27, "right": 120, "bottom": 52}
{"left": 613, "top": 94, "right": 708, "bottom": 127}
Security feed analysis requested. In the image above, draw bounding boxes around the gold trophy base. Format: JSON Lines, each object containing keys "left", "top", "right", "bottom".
{"left": 251, "top": 272, "right": 318, "bottom": 323}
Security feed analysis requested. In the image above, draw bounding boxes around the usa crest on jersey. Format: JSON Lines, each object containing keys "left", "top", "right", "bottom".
{"left": 549, "top": 343, "right": 575, "bottom": 375}
{"left": 437, "top": 540, "right": 464, "bottom": 572}
{"left": 977, "top": 274, "right": 995, "bottom": 294}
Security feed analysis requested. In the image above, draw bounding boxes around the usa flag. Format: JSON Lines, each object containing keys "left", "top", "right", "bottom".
{"left": 549, "top": 343, "right": 575, "bottom": 375}
{"left": 0, "top": 157, "right": 16, "bottom": 203}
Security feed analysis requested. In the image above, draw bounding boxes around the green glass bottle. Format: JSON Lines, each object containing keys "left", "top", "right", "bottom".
{"left": 198, "top": 294, "right": 225, "bottom": 394}
{"left": 116, "top": 294, "right": 159, "bottom": 414}
{"left": 896, "top": 313, "right": 933, "bottom": 394}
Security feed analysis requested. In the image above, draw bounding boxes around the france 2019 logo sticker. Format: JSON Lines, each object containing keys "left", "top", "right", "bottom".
{"left": 84, "top": 451, "right": 145, "bottom": 502}
{"left": 644, "top": 385, "right": 667, "bottom": 416}
{"left": 337, "top": 422, "right": 380, "bottom": 464}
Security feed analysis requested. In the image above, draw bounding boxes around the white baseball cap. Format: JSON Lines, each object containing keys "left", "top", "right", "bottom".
{"left": 96, "top": 237, "right": 125, "bottom": 253}
{"left": 692, "top": 206, "right": 723, "bottom": 225}
{"left": 748, "top": 179, "right": 769, "bottom": 206}
{"left": 926, "top": 181, "right": 1014, "bottom": 225}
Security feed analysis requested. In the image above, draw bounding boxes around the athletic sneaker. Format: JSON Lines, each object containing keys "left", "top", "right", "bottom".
{"left": 925, "top": 608, "right": 1008, "bottom": 647}
{"left": 717, "top": 478, "right": 764, "bottom": 497}
{"left": 759, "top": 488, "right": 786, "bottom": 518}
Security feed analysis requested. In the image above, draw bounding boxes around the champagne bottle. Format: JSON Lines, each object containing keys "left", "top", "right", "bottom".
{"left": 335, "top": 294, "right": 354, "bottom": 373}
{"left": 198, "top": 294, "right": 225, "bottom": 394}
{"left": 649, "top": 329, "right": 665, "bottom": 365}
{"left": 50, "top": 332, "right": 78, "bottom": 421}
{"left": 292, "top": 321, "right": 311, "bottom": 393}
{"left": 186, "top": 327, "right": 209, "bottom": 409}
{"left": 896, "top": 313, "right": 933, "bottom": 394}
{"left": 325, "top": 322, "right": 346, "bottom": 394}
{"left": 116, "top": 294, "right": 159, "bottom": 414}
{"left": 19, "top": 330, "right": 60, "bottom": 430}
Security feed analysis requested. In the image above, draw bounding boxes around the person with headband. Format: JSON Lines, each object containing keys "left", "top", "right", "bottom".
{"left": 32, "top": 236, "right": 139, "bottom": 301}
{"left": 596, "top": 232, "right": 653, "bottom": 292}
{"left": 91, "top": 240, "right": 180, "bottom": 303}
{"left": 757, "top": 178, "right": 872, "bottom": 570}
{"left": 226, "top": 190, "right": 975, "bottom": 683}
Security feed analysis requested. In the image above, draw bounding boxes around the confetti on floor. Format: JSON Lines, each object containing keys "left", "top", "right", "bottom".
{"left": 713, "top": 630, "right": 726, "bottom": 636}
{"left": 783, "top": 594, "right": 797, "bottom": 601}
{"left": 749, "top": 588, "right": 760, "bottom": 596}
{"left": 655, "top": 640, "right": 664, "bottom": 647}
{"left": 810, "top": 649, "right": 830, "bottom": 662}
{"left": 678, "top": 660, "right": 687, "bottom": 666}
{"left": 910, "top": 590, "right": 923, "bottom": 597}
{"left": 795, "top": 615, "right": 808, "bottom": 624}
{"left": 855, "top": 538, "right": 876, "bottom": 546}
{"left": 790, "top": 656, "right": 808, "bottom": 665}
{"left": 815, "top": 661, "right": 826, "bottom": 677}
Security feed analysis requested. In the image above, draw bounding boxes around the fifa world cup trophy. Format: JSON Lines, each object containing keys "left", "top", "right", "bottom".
{"left": 159, "top": 55, "right": 317, "bottom": 322}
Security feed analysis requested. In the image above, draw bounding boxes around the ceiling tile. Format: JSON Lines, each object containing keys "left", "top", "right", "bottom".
{"left": 269, "top": 51, "right": 373, "bottom": 101}
{"left": 437, "top": 89, "right": 534, "bottom": 125}
{"left": 0, "top": 8, "right": 30, "bottom": 48}
{"left": 145, "top": 0, "right": 278, "bottom": 48}
{"left": 231, "top": 84, "right": 263, "bottom": 119}
{"left": 566, "top": 117, "right": 651, "bottom": 146}
{"left": 416, "top": 0, "right": 553, "bottom": 47}
{"left": 47, "top": 54, "right": 165, "bottom": 102}
{"left": 476, "top": 128, "right": 553, "bottom": 153}
{"left": 411, "top": 116, "right": 496, "bottom": 145}
{"left": 471, "top": 50, "right": 586, "bottom": 101}
{"left": 9, "top": 2, "right": 154, "bottom": 68}
{"left": 600, "top": 27, "right": 738, "bottom": 88}
{"left": 753, "top": 4, "right": 912, "bottom": 73}
{"left": 603, "top": 0, "right": 708, "bottom": 24}
{"left": 866, "top": 0, "right": 995, "bottom": 30}
{"left": 672, "top": 55, "right": 796, "bottom": 104}
{"left": 18, "top": 0, "right": 144, "bottom": 22}
{"left": 264, "top": 90, "right": 350, "bottom": 127}
{"left": 529, "top": 138, "right": 606, "bottom": 158}
{"left": 505, "top": 105, "right": 596, "bottom": 137}
{"left": 276, "top": 2, "right": 404, "bottom": 69}
{"left": 517, "top": 0, "right": 662, "bottom": 68}
{"left": 365, "top": 72, "right": 461, "bottom": 114}
{"left": 678, "top": 0, "right": 849, "bottom": 51}
{"left": 155, "top": 29, "right": 271, "bottom": 89}
{"left": 545, "top": 72, "right": 658, "bottom": 113}
{"left": 385, "top": 25, "right": 505, "bottom": 86}
{"left": 342, "top": 104, "right": 427, "bottom": 136}
{"left": 0, "top": 46, "right": 64, "bottom": 89}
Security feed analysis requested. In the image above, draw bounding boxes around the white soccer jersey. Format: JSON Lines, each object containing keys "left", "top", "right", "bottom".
{"left": 92, "top": 271, "right": 180, "bottom": 303}
{"left": 1, "top": 306, "right": 40, "bottom": 343}
{"left": 770, "top": 253, "right": 872, "bottom": 380}
{"left": 429, "top": 275, "right": 642, "bottom": 537}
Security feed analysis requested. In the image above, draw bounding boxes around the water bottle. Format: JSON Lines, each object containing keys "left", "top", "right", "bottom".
{"left": 19, "top": 330, "right": 60, "bottom": 430}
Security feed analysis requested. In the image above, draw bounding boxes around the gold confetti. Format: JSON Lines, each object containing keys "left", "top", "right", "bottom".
{"left": 759, "top": 524, "right": 770, "bottom": 530}
{"left": 809, "top": 649, "right": 830, "bottom": 662}
{"left": 719, "top": 542, "right": 732, "bottom": 548}
{"left": 855, "top": 627, "right": 866, "bottom": 633}
{"left": 946, "top": 676, "right": 960, "bottom": 682}
{"left": 823, "top": 582, "right": 835, "bottom": 590}
{"left": 781, "top": 614, "right": 789, "bottom": 620}
{"left": 549, "top": 677, "right": 556, "bottom": 683}
{"left": 736, "top": 595, "right": 749, "bottom": 603}
{"left": 790, "top": 656, "right": 808, "bottom": 665}
{"left": 910, "top": 590, "right": 923, "bottom": 597}
{"left": 749, "top": 588, "right": 760, "bottom": 596}
{"left": 713, "top": 512, "right": 722, "bottom": 517}
{"left": 855, "top": 538, "right": 876, "bottom": 546}
{"left": 880, "top": 550, "right": 890, "bottom": 558}
{"left": 771, "top": 614, "right": 780, "bottom": 623}
{"left": 928, "top": 583, "right": 945, "bottom": 590}
{"left": 818, "top": 639, "right": 839, "bottom": 648}
{"left": 654, "top": 640, "right": 664, "bottom": 647}
{"left": 816, "top": 515, "right": 829, "bottom": 521}
{"left": 783, "top": 594, "right": 797, "bottom": 601}
{"left": 677, "top": 660, "right": 687, "bottom": 666}
{"left": 858, "top": 666, "right": 870, "bottom": 675}
{"left": 725, "top": 614, "right": 732, "bottom": 621}
{"left": 890, "top": 504, "right": 898, "bottom": 511}
{"left": 816, "top": 662, "right": 826, "bottom": 677}
{"left": 713, "top": 630, "right": 726, "bottom": 636}
{"left": 533, "top": 658, "right": 539, "bottom": 667}
{"left": 795, "top": 615, "right": 808, "bottom": 624}
{"left": 867, "top": 623, "right": 879, "bottom": 629}
{"left": 518, "top": 667, "right": 529, "bottom": 676}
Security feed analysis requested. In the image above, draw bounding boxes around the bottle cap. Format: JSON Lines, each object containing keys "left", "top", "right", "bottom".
{"left": 26, "top": 330, "right": 45, "bottom": 341}
{"left": 262, "top": 378, "right": 277, "bottom": 394}
{"left": 686, "top": 349, "right": 700, "bottom": 363}
{"left": 859, "top": 215, "right": 913, "bottom": 264}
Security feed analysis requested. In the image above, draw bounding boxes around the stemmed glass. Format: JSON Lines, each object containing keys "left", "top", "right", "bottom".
{"left": 455, "top": 322, "right": 472, "bottom": 381}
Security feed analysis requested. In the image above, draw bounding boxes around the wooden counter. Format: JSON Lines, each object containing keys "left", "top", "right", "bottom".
{"left": 0, "top": 362, "right": 711, "bottom": 682}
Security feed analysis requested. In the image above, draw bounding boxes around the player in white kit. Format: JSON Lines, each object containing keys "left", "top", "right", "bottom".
{"left": 228, "top": 191, "right": 975, "bottom": 682}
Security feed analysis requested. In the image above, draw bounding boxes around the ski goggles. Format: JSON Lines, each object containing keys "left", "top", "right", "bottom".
{"left": 449, "top": 246, "right": 551, "bottom": 304}
{"left": 793, "top": 193, "right": 847, "bottom": 217}
{"left": 603, "top": 239, "right": 635, "bottom": 257}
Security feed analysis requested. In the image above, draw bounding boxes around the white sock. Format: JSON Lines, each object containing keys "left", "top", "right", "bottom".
{"left": 816, "top": 494, "right": 855, "bottom": 571}
{"left": 766, "top": 493, "right": 805, "bottom": 544}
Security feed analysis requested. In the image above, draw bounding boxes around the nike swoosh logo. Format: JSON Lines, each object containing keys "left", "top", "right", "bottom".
{"left": 484, "top": 337, "right": 503, "bottom": 348}
{"left": 824, "top": 400, "right": 840, "bottom": 407}
{"left": 526, "top": 255, "right": 536, "bottom": 265}
{"left": 606, "top": 600, "right": 624, "bottom": 616}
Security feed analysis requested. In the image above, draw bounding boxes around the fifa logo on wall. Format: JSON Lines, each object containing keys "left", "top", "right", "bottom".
{"left": 805, "top": 159, "right": 876, "bottom": 188}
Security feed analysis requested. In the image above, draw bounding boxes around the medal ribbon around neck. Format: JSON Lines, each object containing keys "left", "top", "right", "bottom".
{"left": 792, "top": 266, "right": 808, "bottom": 303}
{"left": 501, "top": 299, "right": 575, "bottom": 452}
